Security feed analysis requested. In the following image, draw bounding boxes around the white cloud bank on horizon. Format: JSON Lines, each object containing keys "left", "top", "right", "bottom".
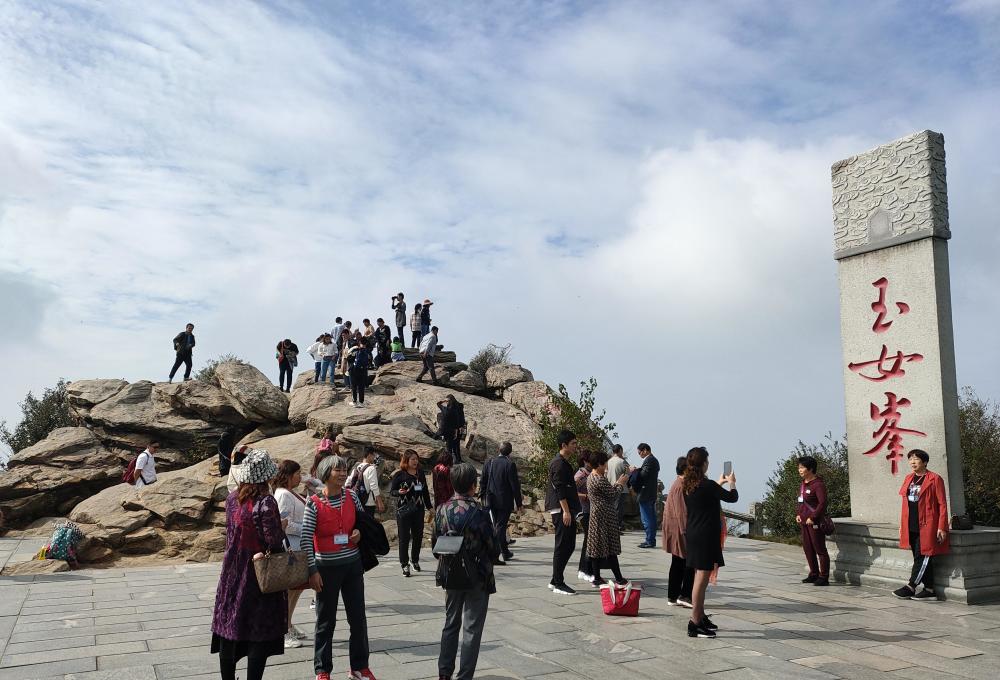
{"left": 1, "top": 1, "right": 999, "bottom": 507}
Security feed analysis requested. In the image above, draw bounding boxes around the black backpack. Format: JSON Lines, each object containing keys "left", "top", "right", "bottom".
{"left": 433, "top": 509, "right": 481, "bottom": 590}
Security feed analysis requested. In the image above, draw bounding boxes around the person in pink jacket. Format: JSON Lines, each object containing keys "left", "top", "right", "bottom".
{"left": 893, "top": 449, "right": 949, "bottom": 601}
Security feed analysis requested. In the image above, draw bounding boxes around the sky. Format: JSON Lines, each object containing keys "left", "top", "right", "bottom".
{"left": 1, "top": 0, "right": 998, "bottom": 508}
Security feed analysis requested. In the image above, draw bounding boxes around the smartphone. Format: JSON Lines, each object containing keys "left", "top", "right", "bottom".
{"left": 723, "top": 461, "right": 733, "bottom": 477}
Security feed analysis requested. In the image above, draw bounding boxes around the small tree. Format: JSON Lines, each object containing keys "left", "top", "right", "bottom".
{"left": 195, "top": 354, "right": 247, "bottom": 383}
{"left": 524, "top": 378, "right": 617, "bottom": 488}
{"left": 468, "top": 343, "right": 512, "bottom": 376}
{"left": 960, "top": 387, "right": 1000, "bottom": 527}
{"left": 0, "top": 379, "right": 75, "bottom": 459}
{"left": 759, "top": 434, "right": 850, "bottom": 540}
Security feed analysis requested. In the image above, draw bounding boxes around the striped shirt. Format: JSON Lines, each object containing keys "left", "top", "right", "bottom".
{"left": 300, "top": 490, "right": 366, "bottom": 574}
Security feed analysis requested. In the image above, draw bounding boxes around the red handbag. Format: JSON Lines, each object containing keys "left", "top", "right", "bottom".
{"left": 600, "top": 582, "right": 642, "bottom": 616}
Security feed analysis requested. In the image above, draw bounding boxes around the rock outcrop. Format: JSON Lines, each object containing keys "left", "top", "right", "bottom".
{"left": 1, "top": 352, "right": 571, "bottom": 569}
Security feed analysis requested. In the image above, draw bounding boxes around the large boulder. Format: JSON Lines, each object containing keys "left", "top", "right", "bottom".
{"left": 87, "top": 381, "right": 224, "bottom": 445}
{"left": 69, "top": 489, "right": 152, "bottom": 547}
{"left": 401, "top": 348, "right": 458, "bottom": 363}
{"left": 288, "top": 384, "right": 342, "bottom": 427}
{"left": 448, "top": 370, "right": 486, "bottom": 395}
{"left": 306, "top": 401, "right": 382, "bottom": 437}
{"left": 6, "top": 427, "right": 109, "bottom": 468}
{"left": 391, "top": 383, "right": 541, "bottom": 461}
{"left": 485, "top": 364, "right": 534, "bottom": 390}
{"left": 154, "top": 381, "right": 249, "bottom": 426}
{"left": 122, "top": 476, "right": 215, "bottom": 524}
{"left": 502, "top": 380, "right": 562, "bottom": 425}
{"left": 66, "top": 379, "right": 129, "bottom": 416}
{"left": 213, "top": 361, "right": 289, "bottom": 422}
{"left": 375, "top": 361, "right": 449, "bottom": 385}
{"left": 337, "top": 424, "right": 444, "bottom": 462}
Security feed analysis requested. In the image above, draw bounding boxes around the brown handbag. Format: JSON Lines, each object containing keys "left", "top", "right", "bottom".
{"left": 253, "top": 550, "right": 310, "bottom": 593}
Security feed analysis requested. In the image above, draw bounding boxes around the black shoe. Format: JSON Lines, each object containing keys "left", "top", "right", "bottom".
{"left": 411, "top": 561, "right": 421, "bottom": 572}
{"left": 912, "top": 588, "right": 938, "bottom": 601}
{"left": 591, "top": 577, "right": 608, "bottom": 588}
{"left": 814, "top": 577, "right": 829, "bottom": 587}
{"left": 637, "top": 543, "right": 651, "bottom": 549}
{"left": 402, "top": 565, "right": 410, "bottom": 577}
{"left": 551, "top": 582, "right": 576, "bottom": 596}
{"left": 502, "top": 552, "right": 514, "bottom": 561}
{"left": 801, "top": 574, "right": 818, "bottom": 583}
{"left": 892, "top": 585, "right": 914, "bottom": 599}
{"left": 701, "top": 615, "right": 718, "bottom": 630}
{"left": 507, "top": 538, "right": 516, "bottom": 546}
{"left": 687, "top": 620, "right": 716, "bottom": 638}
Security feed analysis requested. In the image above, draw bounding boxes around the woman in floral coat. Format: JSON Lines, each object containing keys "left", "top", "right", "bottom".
{"left": 586, "top": 450, "right": 632, "bottom": 586}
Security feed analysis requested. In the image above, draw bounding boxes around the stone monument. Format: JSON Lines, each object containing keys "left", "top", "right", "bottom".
{"left": 828, "top": 130, "right": 1000, "bottom": 603}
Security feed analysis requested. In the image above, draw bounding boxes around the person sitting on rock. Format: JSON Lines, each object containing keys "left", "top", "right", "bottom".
{"left": 390, "top": 337, "right": 405, "bottom": 362}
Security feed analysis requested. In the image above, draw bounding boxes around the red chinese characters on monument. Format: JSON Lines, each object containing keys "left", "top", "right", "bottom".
{"left": 849, "top": 278, "right": 927, "bottom": 475}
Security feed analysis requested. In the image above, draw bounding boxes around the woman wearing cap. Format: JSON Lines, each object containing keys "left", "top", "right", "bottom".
{"left": 211, "top": 449, "right": 287, "bottom": 680}
{"left": 420, "top": 299, "right": 433, "bottom": 338}
{"left": 301, "top": 454, "right": 375, "bottom": 680}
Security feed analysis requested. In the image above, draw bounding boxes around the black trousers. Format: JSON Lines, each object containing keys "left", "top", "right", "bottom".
{"left": 314, "top": 560, "right": 369, "bottom": 674}
{"left": 416, "top": 354, "right": 437, "bottom": 382}
{"left": 445, "top": 434, "right": 462, "bottom": 463}
{"left": 578, "top": 513, "right": 593, "bottom": 575}
{"left": 278, "top": 362, "right": 293, "bottom": 391}
{"left": 908, "top": 531, "right": 935, "bottom": 590}
{"left": 398, "top": 509, "right": 425, "bottom": 566}
{"left": 169, "top": 354, "right": 192, "bottom": 380}
{"left": 593, "top": 555, "right": 625, "bottom": 583}
{"left": 219, "top": 653, "right": 267, "bottom": 680}
{"left": 668, "top": 554, "right": 694, "bottom": 601}
{"left": 550, "top": 513, "right": 577, "bottom": 585}
{"left": 411, "top": 330, "right": 422, "bottom": 348}
{"left": 493, "top": 508, "right": 512, "bottom": 557}
{"left": 350, "top": 367, "right": 368, "bottom": 403}
{"left": 396, "top": 326, "right": 405, "bottom": 346}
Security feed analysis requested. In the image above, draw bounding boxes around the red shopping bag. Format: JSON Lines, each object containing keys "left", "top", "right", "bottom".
{"left": 600, "top": 582, "right": 642, "bottom": 616}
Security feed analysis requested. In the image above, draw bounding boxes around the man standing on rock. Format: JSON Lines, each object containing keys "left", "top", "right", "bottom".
{"left": 410, "top": 304, "right": 423, "bottom": 348}
{"left": 168, "top": 323, "right": 196, "bottom": 382}
{"left": 545, "top": 430, "right": 580, "bottom": 595}
{"left": 420, "top": 298, "right": 433, "bottom": 338}
{"left": 436, "top": 395, "right": 466, "bottom": 464}
{"left": 374, "top": 318, "right": 392, "bottom": 368}
{"left": 481, "top": 442, "right": 522, "bottom": 563}
{"left": 391, "top": 293, "right": 406, "bottom": 347}
{"left": 133, "top": 441, "right": 160, "bottom": 489}
{"left": 416, "top": 325, "right": 439, "bottom": 385}
{"left": 606, "top": 444, "right": 628, "bottom": 532}
{"left": 633, "top": 443, "right": 660, "bottom": 548}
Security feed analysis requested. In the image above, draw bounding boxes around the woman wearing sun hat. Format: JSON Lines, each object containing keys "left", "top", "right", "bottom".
{"left": 211, "top": 448, "right": 288, "bottom": 680}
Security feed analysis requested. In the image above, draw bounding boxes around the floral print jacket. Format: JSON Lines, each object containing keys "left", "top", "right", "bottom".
{"left": 433, "top": 494, "right": 499, "bottom": 593}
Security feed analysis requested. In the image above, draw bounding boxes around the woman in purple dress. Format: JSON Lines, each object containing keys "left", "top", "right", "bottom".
{"left": 211, "top": 449, "right": 288, "bottom": 680}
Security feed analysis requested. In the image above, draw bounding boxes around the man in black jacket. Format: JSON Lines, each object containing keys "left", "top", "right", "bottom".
{"left": 481, "top": 442, "right": 522, "bottom": 563}
{"left": 436, "top": 395, "right": 466, "bottom": 463}
{"left": 543, "top": 430, "right": 580, "bottom": 595}
{"left": 634, "top": 443, "right": 660, "bottom": 548}
{"left": 169, "top": 323, "right": 196, "bottom": 382}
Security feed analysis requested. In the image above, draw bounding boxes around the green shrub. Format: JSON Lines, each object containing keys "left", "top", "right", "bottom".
{"left": 524, "top": 378, "right": 617, "bottom": 489}
{"left": 195, "top": 354, "right": 247, "bottom": 383}
{"left": 468, "top": 343, "right": 512, "bottom": 376}
{"left": 960, "top": 387, "right": 1000, "bottom": 527}
{"left": 759, "top": 434, "right": 850, "bottom": 540}
{"left": 0, "top": 379, "right": 75, "bottom": 460}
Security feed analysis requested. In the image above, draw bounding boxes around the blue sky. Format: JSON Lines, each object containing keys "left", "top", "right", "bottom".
{"left": 1, "top": 0, "right": 999, "bottom": 507}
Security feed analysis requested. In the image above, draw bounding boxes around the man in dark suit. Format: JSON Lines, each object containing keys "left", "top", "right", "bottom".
{"left": 481, "top": 442, "right": 522, "bottom": 563}
{"left": 633, "top": 443, "right": 660, "bottom": 548}
{"left": 169, "top": 323, "right": 196, "bottom": 382}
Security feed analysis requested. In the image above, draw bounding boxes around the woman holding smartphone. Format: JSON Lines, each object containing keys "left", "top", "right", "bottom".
{"left": 683, "top": 446, "right": 737, "bottom": 639}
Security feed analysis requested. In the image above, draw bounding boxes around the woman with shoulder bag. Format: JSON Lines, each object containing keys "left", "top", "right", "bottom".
{"left": 390, "top": 449, "right": 433, "bottom": 577}
{"left": 272, "top": 460, "right": 308, "bottom": 647}
{"left": 301, "top": 454, "right": 376, "bottom": 680}
{"left": 796, "top": 455, "right": 830, "bottom": 586}
{"left": 211, "top": 449, "right": 287, "bottom": 680}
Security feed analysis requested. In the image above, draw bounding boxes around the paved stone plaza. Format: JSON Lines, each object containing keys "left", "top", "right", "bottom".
{"left": 1, "top": 532, "right": 998, "bottom": 680}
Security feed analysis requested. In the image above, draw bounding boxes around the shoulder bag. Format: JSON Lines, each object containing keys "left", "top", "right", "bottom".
{"left": 251, "top": 499, "right": 309, "bottom": 593}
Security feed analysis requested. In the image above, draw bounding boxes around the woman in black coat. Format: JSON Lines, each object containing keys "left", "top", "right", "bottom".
{"left": 683, "top": 446, "right": 737, "bottom": 639}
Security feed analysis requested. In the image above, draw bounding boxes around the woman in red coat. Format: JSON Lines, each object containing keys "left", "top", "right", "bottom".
{"left": 893, "top": 449, "right": 949, "bottom": 601}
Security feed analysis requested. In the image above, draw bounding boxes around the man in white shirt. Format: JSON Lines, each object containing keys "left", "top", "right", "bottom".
{"left": 606, "top": 444, "right": 628, "bottom": 532}
{"left": 134, "top": 442, "right": 160, "bottom": 489}
{"left": 416, "top": 325, "right": 439, "bottom": 385}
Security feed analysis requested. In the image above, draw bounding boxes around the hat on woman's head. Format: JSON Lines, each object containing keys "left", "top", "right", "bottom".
{"left": 231, "top": 448, "right": 278, "bottom": 485}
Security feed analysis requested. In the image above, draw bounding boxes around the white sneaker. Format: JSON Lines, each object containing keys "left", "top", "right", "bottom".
{"left": 577, "top": 571, "right": 594, "bottom": 583}
{"left": 551, "top": 583, "right": 576, "bottom": 596}
{"left": 290, "top": 624, "right": 307, "bottom": 639}
{"left": 283, "top": 633, "right": 302, "bottom": 648}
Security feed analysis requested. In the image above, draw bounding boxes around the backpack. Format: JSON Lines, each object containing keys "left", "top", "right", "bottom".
{"left": 47, "top": 522, "right": 84, "bottom": 562}
{"left": 433, "top": 508, "right": 480, "bottom": 590}
{"left": 346, "top": 463, "right": 371, "bottom": 505}
{"left": 122, "top": 456, "right": 139, "bottom": 485}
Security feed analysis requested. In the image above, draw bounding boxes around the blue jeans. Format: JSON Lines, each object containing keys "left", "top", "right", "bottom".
{"left": 639, "top": 499, "right": 656, "bottom": 545}
{"left": 320, "top": 357, "right": 335, "bottom": 382}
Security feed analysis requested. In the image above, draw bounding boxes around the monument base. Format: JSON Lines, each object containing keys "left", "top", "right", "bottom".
{"left": 829, "top": 518, "right": 1000, "bottom": 604}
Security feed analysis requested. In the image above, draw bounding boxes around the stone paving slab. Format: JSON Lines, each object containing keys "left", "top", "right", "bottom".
{"left": 1, "top": 533, "right": 999, "bottom": 679}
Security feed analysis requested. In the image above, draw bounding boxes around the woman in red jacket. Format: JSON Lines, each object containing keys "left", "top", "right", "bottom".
{"left": 893, "top": 449, "right": 949, "bottom": 601}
